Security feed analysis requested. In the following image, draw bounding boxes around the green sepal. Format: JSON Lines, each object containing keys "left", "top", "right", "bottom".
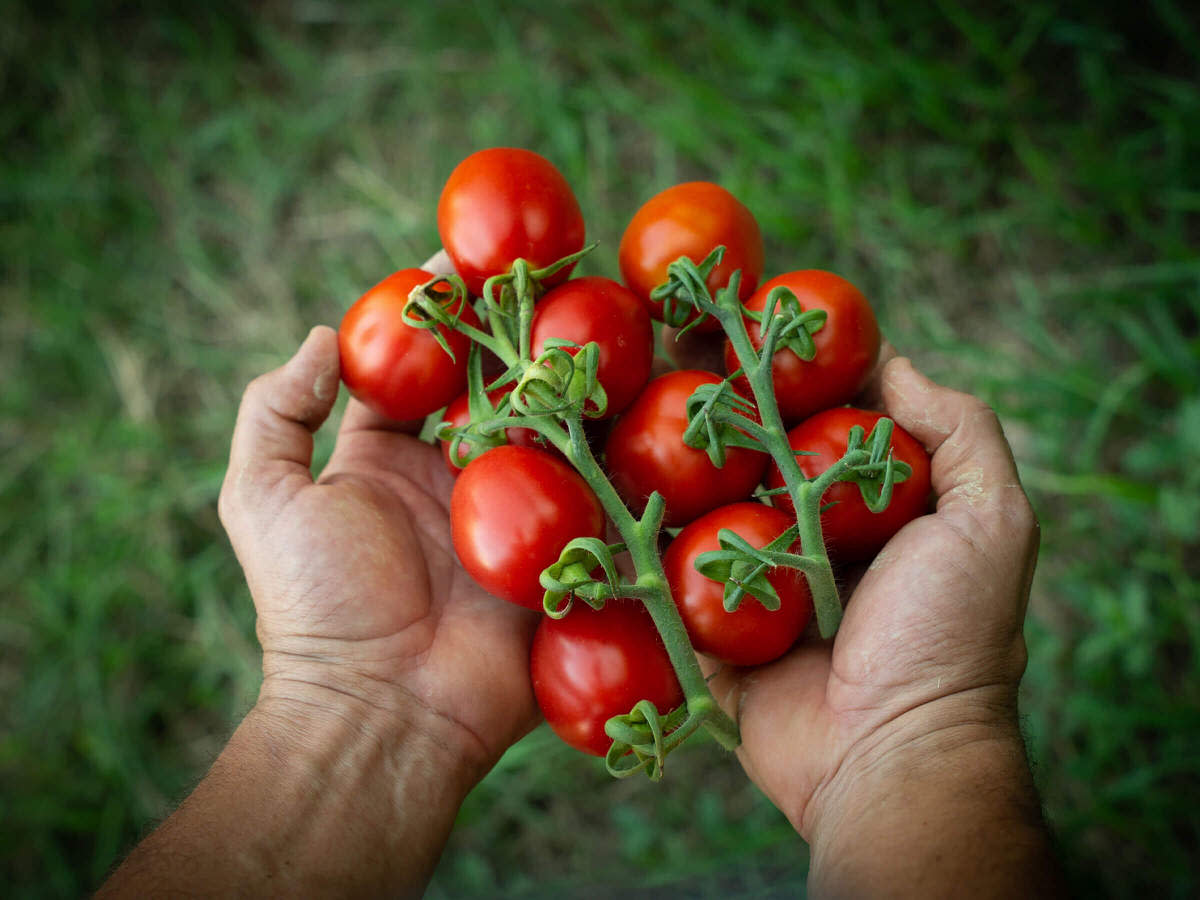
{"left": 540, "top": 537, "right": 627, "bottom": 618}
{"left": 692, "top": 524, "right": 801, "bottom": 612}
{"left": 511, "top": 340, "right": 609, "bottom": 420}
{"left": 682, "top": 380, "right": 764, "bottom": 467}
{"left": 604, "top": 700, "right": 689, "bottom": 782}
{"left": 402, "top": 272, "right": 474, "bottom": 362}
{"left": 650, "top": 246, "right": 725, "bottom": 333}
{"left": 836, "top": 419, "right": 914, "bottom": 514}
{"left": 748, "top": 285, "right": 828, "bottom": 362}
{"left": 435, "top": 343, "right": 506, "bottom": 469}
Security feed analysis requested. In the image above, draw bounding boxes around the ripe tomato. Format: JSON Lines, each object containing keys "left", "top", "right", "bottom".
{"left": 438, "top": 387, "right": 558, "bottom": 474}
{"left": 619, "top": 182, "right": 763, "bottom": 332}
{"left": 529, "top": 276, "right": 654, "bottom": 419}
{"left": 338, "top": 268, "right": 482, "bottom": 422}
{"left": 604, "top": 370, "right": 767, "bottom": 527}
{"left": 766, "top": 408, "right": 931, "bottom": 563}
{"left": 663, "top": 502, "right": 813, "bottom": 667}
{"left": 451, "top": 445, "right": 605, "bottom": 610}
{"left": 531, "top": 599, "right": 683, "bottom": 757}
{"left": 438, "top": 148, "right": 585, "bottom": 298}
{"left": 725, "top": 270, "right": 880, "bottom": 425}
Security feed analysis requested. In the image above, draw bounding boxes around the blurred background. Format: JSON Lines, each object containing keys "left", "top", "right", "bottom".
{"left": 2, "top": 1, "right": 1198, "bottom": 896}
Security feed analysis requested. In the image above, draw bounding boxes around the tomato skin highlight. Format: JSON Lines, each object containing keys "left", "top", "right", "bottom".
{"left": 619, "top": 182, "right": 763, "bottom": 333}
{"left": 338, "top": 268, "right": 482, "bottom": 422}
{"left": 767, "top": 407, "right": 932, "bottom": 563}
{"left": 529, "top": 276, "right": 655, "bottom": 419}
{"left": 726, "top": 270, "right": 880, "bottom": 426}
{"left": 531, "top": 600, "right": 684, "bottom": 757}
{"left": 663, "top": 502, "right": 813, "bottom": 667}
{"left": 451, "top": 445, "right": 605, "bottom": 610}
{"left": 604, "top": 370, "right": 767, "bottom": 527}
{"left": 438, "top": 148, "right": 585, "bottom": 298}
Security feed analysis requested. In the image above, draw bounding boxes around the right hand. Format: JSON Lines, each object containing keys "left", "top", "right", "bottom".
{"left": 705, "top": 356, "right": 1040, "bottom": 841}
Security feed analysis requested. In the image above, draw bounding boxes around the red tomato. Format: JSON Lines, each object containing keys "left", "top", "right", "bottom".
{"left": 529, "top": 276, "right": 654, "bottom": 419}
{"left": 663, "top": 502, "right": 813, "bottom": 667}
{"left": 619, "top": 182, "right": 763, "bottom": 332}
{"left": 725, "top": 270, "right": 880, "bottom": 425}
{"left": 438, "top": 148, "right": 585, "bottom": 298}
{"left": 451, "top": 445, "right": 605, "bottom": 610}
{"left": 438, "top": 387, "right": 558, "bottom": 474}
{"left": 604, "top": 370, "right": 767, "bottom": 527}
{"left": 766, "top": 408, "right": 931, "bottom": 563}
{"left": 338, "top": 268, "right": 482, "bottom": 422}
{"left": 531, "top": 599, "right": 683, "bottom": 757}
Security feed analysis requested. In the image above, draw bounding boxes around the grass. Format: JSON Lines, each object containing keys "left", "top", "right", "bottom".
{"left": 2, "top": 1, "right": 1197, "bottom": 896}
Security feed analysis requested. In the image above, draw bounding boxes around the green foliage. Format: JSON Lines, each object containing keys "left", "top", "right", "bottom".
{"left": 2, "top": 1, "right": 1197, "bottom": 896}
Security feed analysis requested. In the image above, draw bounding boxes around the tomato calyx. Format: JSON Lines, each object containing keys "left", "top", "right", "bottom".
{"left": 510, "top": 338, "right": 609, "bottom": 420}
{"left": 539, "top": 536, "right": 628, "bottom": 618}
{"left": 649, "top": 245, "right": 726, "bottom": 335}
{"left": 691, "top": 523, "right": 816, "bottom": 613}
{"left": 681, "top": 378, "right": 768, "bottom": 466}
{"left": 743, "top": 283, "right": 828, "bottom": 363}
{"left": 604, "top": 699, "right": 691, "bottom": 782}
{"left": 834, "top": 418, "right": 915, "bottom": 513}
{"left": 401, "top": 273, "right": 491, "bottom": 362}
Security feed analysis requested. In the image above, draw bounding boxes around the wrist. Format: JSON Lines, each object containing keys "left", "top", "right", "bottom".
{"left": 256, "top": 651, "right": 489, "bottom": 791}
{"left": 804, "top": 688, "right": 1063, "bottom": 897}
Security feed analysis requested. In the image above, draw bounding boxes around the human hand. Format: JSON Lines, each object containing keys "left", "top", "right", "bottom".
{"left": 218, "top": 288, "right": 540, "bottom": 782}
{"left": 691, "top": 349, "right": 1058, "bottom": 890}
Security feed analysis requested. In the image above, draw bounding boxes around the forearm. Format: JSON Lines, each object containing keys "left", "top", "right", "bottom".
{"left": 98, "top": 688, "right": 476, "bottom": 898}
{"left": 805, "top": 710, "right": 1065, "bottom": 899}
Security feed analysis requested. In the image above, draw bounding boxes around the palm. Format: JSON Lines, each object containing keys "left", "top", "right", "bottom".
{"left": 704, "top": 353, "right": 1037, "bottom": 835}
{"left": 240, "top": 399, "right": 540, "bottom": 763}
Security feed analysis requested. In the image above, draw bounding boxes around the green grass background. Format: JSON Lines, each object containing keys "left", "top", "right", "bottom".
{"left": 3, "top": 1, "right": 1198, "bottom": 896}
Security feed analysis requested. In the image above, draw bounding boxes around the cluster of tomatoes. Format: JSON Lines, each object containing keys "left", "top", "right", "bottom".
{"left": 337, "top": 148, "right": 932, "bottom": 766}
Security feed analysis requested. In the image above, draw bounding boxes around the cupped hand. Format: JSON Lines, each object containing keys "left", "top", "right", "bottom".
{"left": 702, "top": 351, "right": 1039, "bottom": 838}
{"left": 218, "top": 324, "right": 540, "bottom": 776}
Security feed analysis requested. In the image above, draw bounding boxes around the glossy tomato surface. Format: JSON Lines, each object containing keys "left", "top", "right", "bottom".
{"left": 726, "top": 270, "right": 880, "bottom": 425}
{"left": 767, "top": 408, "right": 931, "bottom": 563}
{"left": 529, "top": 276, "right": 654, "bottom": 419}
{"left": 451, "top": 445, "right": 605, "bottom": 610}
{"left": 619, "top": 182, "right": 763, "bottom": 332}
{"left": 438, "top": 387, "right": 558, "bottom": 474}
{"left": 338, "top": 268, "right": 481, "bottom": 422}
{"left": 531, "top": 600, "right": 683, "bottom": 757}
{"left": 438, "top": 148, "right": 585, "bottom": 298}
{"left": 604, "top": 370, "right": 767, "bottom": 527}
{"left": 663, "top": 502, "right": 813, "bottom": 666}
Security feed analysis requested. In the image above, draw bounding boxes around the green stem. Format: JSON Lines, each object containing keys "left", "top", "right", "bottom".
{"left": 713, "top": 292, "right": 846, "bottom": 638}
{"left": 530, "top": 415, "right": 740, "bottom": 751}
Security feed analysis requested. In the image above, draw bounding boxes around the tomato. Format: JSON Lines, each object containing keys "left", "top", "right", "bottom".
{"left": 531, "top": 599, "right": 683, "bottom": 757}
{"left": 725, "top": 270, "right": 880, "bottom": 425}
{"left": 438, "top": 148, "right": 585, "bottom": 298}
{"left": 663, "top": 502, "right": 813, "bottom": 666}
{"left": 438, "top": 387, "right": 558, "bottom": 474}
{"left": 766, "top": 407, "right": 931, "bottom": 563}
{"left": 619, "top": 182, "right": 763, "bottom": 333}
{"left": 529, "top": 276, "right": 654, "bottom": 419}
{"left": 604, "top": 370, "right": 767, "bottom": 527}
{"left": 451, "top": 445, "right": 605, "bottom": 610}
{"left": 338, "top": 268, "right": 482, "bottom": 422}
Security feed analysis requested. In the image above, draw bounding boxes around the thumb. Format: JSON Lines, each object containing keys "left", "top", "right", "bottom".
{"left": 219, "top": 326, "right": 340, "bottom": 532}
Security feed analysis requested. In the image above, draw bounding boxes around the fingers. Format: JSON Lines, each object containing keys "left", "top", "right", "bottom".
{"left": 853, "top": 339, "right": 898, "bottom": 410}
{"left": 220, "top": 326, "right": 340, "bottom": 530}
{"left": 336, "top": 396, "right": 427, "bottom": 439}
{"left": 421, "top": 248, "right": 455, "bottom": 276}
{"left": 879, "top": 357, "right": 1039, "bottom": 576}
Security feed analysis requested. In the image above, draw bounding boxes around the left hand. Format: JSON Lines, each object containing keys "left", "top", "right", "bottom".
{"left": 218, "top": 323, "right": 541, "bottom": 778}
